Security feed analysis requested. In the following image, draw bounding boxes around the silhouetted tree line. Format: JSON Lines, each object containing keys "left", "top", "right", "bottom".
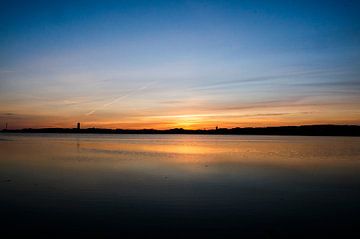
{"left": 2, "top": 125, "right": 360, "bottom": 136}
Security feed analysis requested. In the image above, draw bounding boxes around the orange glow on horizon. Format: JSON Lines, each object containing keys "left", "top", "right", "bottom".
{"left": 2, "top": 98, "right": 359, "bottom": 130}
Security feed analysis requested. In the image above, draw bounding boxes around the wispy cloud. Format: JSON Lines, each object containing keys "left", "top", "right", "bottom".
{"left": 86, "top": 81, "right": 156, "bottom": 116}
{"left": 146, "top": 112, "right": 314, "bottom": 120}
{"left": 192, "top": 68, "right": 351, "bottom": 91}
{"left": 0, "top": 70, "right": 16, "bottom": 74}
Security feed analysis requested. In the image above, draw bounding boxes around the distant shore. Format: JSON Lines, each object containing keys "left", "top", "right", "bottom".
{"left": 1, "top": 125, "right": 360, "bottom": 136}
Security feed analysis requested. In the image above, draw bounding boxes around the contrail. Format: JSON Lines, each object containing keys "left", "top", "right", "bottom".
{"left": 86, "top": 81, "right": 156, "bottom": 116}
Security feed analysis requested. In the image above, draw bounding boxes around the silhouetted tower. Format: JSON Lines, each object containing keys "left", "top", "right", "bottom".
{"left": 77, "top": 122, "right": 80, "bottom": 130}
{"left": 216, "top": 126, "right": 218, "bottom": 130}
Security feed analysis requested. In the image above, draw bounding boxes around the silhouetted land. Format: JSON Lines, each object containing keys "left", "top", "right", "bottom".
{"left": 2, "top": 125, "right": 360, "bottom": 136}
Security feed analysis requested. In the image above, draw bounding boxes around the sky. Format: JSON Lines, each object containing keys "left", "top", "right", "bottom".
{"left": 0, "top": 0, "right": 359, "bottom": 129}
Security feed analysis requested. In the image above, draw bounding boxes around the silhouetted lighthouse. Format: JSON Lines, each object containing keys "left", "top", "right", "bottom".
{"left": 77, "top": 122, "right": 80, "bottom": 130}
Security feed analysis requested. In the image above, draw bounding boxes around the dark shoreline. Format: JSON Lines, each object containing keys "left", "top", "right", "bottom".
{"left": 2, "top": 124, "right": 360, "bottom": 136}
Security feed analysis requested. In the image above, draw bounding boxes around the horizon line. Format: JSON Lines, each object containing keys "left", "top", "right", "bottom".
{"left": 2, "top": 123, "right": 360, "bottom": 131}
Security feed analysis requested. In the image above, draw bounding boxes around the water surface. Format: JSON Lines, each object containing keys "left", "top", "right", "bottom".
{"left": 1, "top": 133, "right": 360, "bottom": 238}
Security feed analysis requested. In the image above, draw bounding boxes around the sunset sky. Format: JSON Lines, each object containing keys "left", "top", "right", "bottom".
{"left": 1, "top": 0, "right": 359, "bottom": 129}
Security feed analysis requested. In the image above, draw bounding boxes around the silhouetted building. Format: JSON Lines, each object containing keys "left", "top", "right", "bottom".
{"left": 77, "top": 122, "right": 80, "bottom": 130}
{"left": 216, "top": 126, "right": 218, "bottom": 130}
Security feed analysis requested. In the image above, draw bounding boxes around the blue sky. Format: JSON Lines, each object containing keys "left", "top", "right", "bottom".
{"left": 0, "top": 0, "right": 359, "bottom": 129}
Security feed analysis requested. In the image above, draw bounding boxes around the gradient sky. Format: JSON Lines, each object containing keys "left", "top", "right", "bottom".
{"left": 1, "top": 0, "right": 360, "bottom": 129}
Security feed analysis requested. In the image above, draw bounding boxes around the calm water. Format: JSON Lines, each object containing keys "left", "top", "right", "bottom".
{"left": 1, "top": 133, "right": 360, "bottom": 238}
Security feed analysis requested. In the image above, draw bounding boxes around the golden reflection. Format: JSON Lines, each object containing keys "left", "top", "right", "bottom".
{"left": 51, "top": 135, "right": 360, "bottom": 167}
{"left": 1, "top": 134, "right": 360, "bottom": 176}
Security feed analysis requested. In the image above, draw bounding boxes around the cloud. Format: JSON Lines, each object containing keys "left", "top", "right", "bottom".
{"left": 192, "top": 68, "right": 351, "bottom": 91}
{"left": 159, "top": 100, "right": 185, "bottom": 104}
{"left": 146, "top": 111, "right": 314, "bottom": 120}
{"left": 0, "top": 70, "right": 16, "bottom": 74}
{"left": 86, "top": 81, "right": 157, "bottom": 116}
{"left": 0, "top": 113, "right": 24, "bottom": 120}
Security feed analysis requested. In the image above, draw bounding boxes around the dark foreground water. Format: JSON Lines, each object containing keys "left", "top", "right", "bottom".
{"left": 0, "top": 133, "right": 360, "bottom": 238}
